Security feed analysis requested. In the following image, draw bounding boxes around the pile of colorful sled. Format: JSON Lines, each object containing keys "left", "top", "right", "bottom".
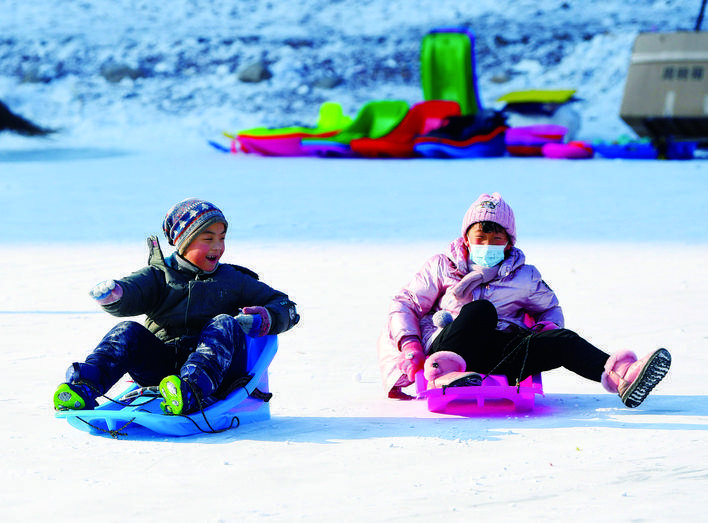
{"left": 221, "top": 99, "right": 599, "bottom": 160}
{"left": 212, "top": 27, "right": 697, "bottom": 161}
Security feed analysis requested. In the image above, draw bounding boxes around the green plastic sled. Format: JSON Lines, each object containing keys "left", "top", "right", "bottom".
{"left": 497, "top": 89, "right": 577, "bottom": 105}
{"left": 301, "top": 100, "right": 409, "bottom": 156}
{"left": 420, "top": 29, "right": 482, "bottom": 115}
{"left": 227, "top": 101, "right": 352, "bottom": 139}
{"left": 307, "top": 100, "right": 409, "bottom": 144}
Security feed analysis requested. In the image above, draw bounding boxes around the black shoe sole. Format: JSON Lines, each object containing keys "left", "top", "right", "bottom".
{"left": 446, "top": 373, "right": 483, "bottom": 388}
{"left": 621, "top": 348, "right": 671, "bottom": 408}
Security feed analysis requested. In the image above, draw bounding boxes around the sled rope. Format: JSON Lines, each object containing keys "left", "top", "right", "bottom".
{"left": 118, "top": 381, "right": 241, "bottom": 434}
{"left": 103, "top": 387, "right": 161, "bottom": 408}
{"left": 67, "top": 385, "right": 156, "bottom": 438}
{"left": 170, "top": 410, "right": 241, "bottom": 434}
{"left": 88, "top": 388, "right": 240, "bottom": 437}
{"left": 75, "top": 416, "right": 136, "bottom": 439}
{"left": 71, "top": 379, "right": 162, "bottom": 409}
{"left": 482, "top": 331, "right": 533, "bottom": 392}
{"left": 74, "top": 376, "right": 273, "bottom": 436}
{"left": 221, "top": 375, "right": 273, "bottom": 402}
{"left": 167, "top": 379, "right": 241, "bottom": 435}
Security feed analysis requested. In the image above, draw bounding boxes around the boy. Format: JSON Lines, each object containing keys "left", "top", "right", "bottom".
{"left": 54, "top": 198, "right": 299, "bottom": 415}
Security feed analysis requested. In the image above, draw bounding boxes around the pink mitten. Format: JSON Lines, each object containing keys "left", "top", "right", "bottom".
{"left": 423, "top": 351, "right": 466, "bottom": 381}
{"left": 398, "top": 339, "right": 425, "bottom": 382}
{"left": 532, "top": 320, "right": 559, "bottom": 333}
{"left": 235, "top": 306, "right": 272, "bottom": 337}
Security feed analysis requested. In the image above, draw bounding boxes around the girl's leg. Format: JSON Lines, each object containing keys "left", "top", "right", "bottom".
{"left": 429, "top": 300, "right": 516, "bottom": 373}
{"left": 429, "top": 300, "right": 609, "bottom": 383}
{"left": 511, "top": 328, "right": 610, "bottom": 382}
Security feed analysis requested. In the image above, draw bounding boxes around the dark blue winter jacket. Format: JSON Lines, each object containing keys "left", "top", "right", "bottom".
{"left": 102, "top": 237, "right": 299, "bottom": 346}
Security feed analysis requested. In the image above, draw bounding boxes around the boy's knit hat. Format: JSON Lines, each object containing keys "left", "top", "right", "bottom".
{"left": 163, "top": 198, "right": 228, "bottom": 253}
{"left": 461, "top": 192, "right": 516, "bottom": 244}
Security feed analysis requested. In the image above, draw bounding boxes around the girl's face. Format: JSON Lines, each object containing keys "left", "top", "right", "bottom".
{"left": 182, "top": 222, "right": 226, "bottom": 272}
{"left": 465, "top": 222, "right": 509, "bottom": 248}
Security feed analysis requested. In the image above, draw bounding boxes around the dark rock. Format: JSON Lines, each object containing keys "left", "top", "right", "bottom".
{"left": 313, "top": 76, "right": 343, "bottom": 89}
{"left": 100, "top": 63, "right": 145, "bottom": 83}
{"left": 238, "top": 61, "right": 273, "bottom": 83}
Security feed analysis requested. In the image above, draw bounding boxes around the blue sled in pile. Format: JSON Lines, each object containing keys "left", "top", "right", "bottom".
{"left": 56, "top": 335, "right": 278, "bottom": 438}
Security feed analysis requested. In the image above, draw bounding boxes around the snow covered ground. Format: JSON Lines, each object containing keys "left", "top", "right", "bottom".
{"left": 1, "top": 148, "right": 707, "bottom": 521}
{"left": 1, "top": 1, "right": 708, "bottom": 521}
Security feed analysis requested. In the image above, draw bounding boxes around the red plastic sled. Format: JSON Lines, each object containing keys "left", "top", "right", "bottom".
{"left": 415, "top": 371, "right": 544, "bottom": 414}
{"left": 505, "top": 124, "right": 568, "bottom": 156}
{"left": 349, "top": 100, "right": 461, "bottom": 158}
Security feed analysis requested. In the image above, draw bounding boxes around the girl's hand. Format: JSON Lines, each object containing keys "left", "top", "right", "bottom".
{"left": 398, "top": 339, "right": 425, "bottom": 381}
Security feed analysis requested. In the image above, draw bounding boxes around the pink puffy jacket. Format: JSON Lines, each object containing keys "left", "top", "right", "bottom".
{"left": 377, "top": 237, "right": 564, "bottom": 393}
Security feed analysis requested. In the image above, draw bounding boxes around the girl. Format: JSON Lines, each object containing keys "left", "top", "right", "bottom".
{"left": 377, "top": 192, "right": 670, "bottom": 408}
{"left": 54, "top": 198, "right": 300, "bottom": 415}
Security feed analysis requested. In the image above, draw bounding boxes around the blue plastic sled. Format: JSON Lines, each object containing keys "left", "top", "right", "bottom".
{"left": 413, "top": 130, "right": 507, "bottom": 158}
{"left": 56, "top": 335, "right": 278, "bottom": 438}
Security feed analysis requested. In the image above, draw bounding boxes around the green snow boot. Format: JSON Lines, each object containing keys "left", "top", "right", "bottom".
{"left": 53, "top": 382, "right": 97, "bottom": 411}
{"left": 159, "top": 375, "right": 199, "bottom": 415}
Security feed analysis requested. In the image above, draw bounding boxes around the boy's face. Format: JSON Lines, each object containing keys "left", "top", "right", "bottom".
{"left": 182, "top": 222, "right": 226, "bottom": 272}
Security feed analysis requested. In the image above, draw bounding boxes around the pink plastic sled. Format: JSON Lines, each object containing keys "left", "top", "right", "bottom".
{"left": 542, "top": 141, "right": 594, "bottom": 159}
{"left": 415, "top": 371, "right": 544, "bottom": 414}
{"left": 505, "top": 124, "right": 568, "bottom": 156}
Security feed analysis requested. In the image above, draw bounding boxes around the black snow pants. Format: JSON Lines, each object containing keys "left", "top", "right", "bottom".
{"left": 428, "top": 300, "right": 609, "bottom": 384}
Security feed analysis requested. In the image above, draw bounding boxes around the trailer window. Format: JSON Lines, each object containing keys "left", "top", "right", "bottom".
{"left": 662, "top": 67, "right": 674, "bottom": 80}
{"left": 692, "top": 67, "right": 704, "bottom": 80}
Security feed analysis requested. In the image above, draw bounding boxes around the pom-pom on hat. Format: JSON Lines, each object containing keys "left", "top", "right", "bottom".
{"left": 163, "top": 198, "right": 228, "bottom": 253}
{"left": 461, "top": 192, "right": 516, "bottom": 244}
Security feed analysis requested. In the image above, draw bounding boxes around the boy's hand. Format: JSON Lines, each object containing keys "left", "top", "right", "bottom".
{"left": 235, "top": 306, "right": 272, "bottom": 337}
{"left": 89, "top": 280, "right": 123, "bottom": 305}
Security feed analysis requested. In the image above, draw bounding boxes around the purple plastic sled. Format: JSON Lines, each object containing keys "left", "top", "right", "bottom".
{"left": 415, "top": 371, "right": 543, "bottom": 414}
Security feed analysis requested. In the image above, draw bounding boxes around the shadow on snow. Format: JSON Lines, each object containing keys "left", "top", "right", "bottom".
{"left": 77, "top": 393, "right": 707, "bottom": 442}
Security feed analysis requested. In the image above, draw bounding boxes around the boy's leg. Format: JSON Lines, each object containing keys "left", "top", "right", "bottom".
{"left": 161, "top": 314, "right": 248, "bottom": 414}
{"left": 83, "top": 321, "right": 177, "bottom": 389}
{"left": 178, "top": 314, "right": 248, "bottom": 400}
{"left": 55, "top": 321, "right": 175, "bottom": 410}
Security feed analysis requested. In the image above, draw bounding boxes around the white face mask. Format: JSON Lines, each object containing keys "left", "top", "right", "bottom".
{"left": 469, "top": 244, "right": 507, "bottom": 267}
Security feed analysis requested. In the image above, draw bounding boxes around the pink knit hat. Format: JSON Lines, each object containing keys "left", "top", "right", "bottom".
{"left": 461, "top": 192, "right": 516, "bottom": 244}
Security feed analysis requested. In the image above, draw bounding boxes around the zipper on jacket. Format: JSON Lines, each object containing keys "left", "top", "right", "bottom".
{"left": 184, "top": 280, "right": 194, "bottom": 333}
